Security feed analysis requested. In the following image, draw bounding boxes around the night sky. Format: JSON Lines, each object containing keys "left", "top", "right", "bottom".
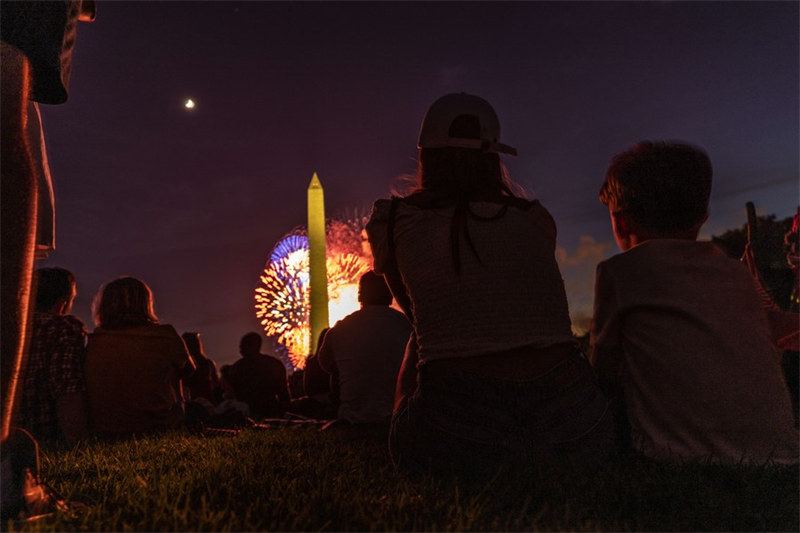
{"left": 39, "top": 1, "right": 799, "bottom": 367}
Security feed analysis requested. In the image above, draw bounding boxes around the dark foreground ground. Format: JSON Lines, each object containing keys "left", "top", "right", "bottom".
{"left": 6, "top": 426, "right": 799, "bottom": 532}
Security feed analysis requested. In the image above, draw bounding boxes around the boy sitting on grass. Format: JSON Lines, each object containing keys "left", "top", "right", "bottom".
{"left": 590, "top": 141, "right": 798, "bottom": 464}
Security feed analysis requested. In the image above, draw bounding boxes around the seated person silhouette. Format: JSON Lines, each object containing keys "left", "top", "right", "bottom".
{"left": 227, "top": 332, "right": 290, "bottom": 419}
{"left": 15, "top": 267, "right": 88, "bottom": 446}
{"left": 590, "top": 141, "right": 798, "bottom": 463}
{"left": 367, "top": 93, "right": 613, "bottom": 476}
{"left": 317, "top": 271, "right": 412, "bottom": 425}
{"left": 288, "top": 328, "right": 338, "bottom": 419}
{"left": 84, "top": 277, "right": 195, "bottom": 437}
{"left": 181, "top": 331, "right": 221, "bottom": 404}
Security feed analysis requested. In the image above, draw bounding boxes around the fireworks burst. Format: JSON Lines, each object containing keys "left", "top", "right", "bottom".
{"left": 255, "top": 218, "right": 372, "bottom": 369}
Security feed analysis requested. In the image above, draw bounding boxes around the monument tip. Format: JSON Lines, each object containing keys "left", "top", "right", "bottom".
{"left": 309, "top": 172, "right": 322, "bottom": 189}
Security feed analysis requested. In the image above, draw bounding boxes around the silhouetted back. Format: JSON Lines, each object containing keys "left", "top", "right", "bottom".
{"left": 228, "top": 332, "right": 289, "bottom": 418}
{"left": 181, "top": 332, "right": 220, "bottom": 404}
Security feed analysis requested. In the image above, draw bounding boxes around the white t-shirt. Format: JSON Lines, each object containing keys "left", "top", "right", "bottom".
{"left": 367, "top": 197, "right": 574, "bottom": 363}
{"left": 318, "top": 305, "right": 411, "bottom": 424}
{"left": 591, "top": 239, "right": 798, "bottom": 464}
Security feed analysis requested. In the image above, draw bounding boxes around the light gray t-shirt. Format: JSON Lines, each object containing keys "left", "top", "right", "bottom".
{"left": 592, "top": 239, "right": 798, "bottom": 464}
{"left": 318, "top": 305, "right": 411, "bottom": 424}
{"left": 367, "top": 198, "right": 574, "bottom": 363}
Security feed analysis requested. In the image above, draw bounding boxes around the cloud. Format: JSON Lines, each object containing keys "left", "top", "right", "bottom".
{"left": 555, "top": 236, "right": 615, "bottom": 335}
{"left": 556, "top": 235, "right": 613, "bottom": 266}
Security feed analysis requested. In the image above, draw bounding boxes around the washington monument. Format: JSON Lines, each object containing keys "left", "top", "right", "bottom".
{"left": 307, "top": 173, "right": 329, "bottom": 356}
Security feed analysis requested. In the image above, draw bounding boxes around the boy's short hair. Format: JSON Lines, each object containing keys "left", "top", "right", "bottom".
{"left": 239, "top": 332, "right": 263, "bottom": 356}
{"left": 34, "top": 267, "right": 75, "bottom": 312}
{"left": 358, "top": 271, "right": 393, "bottom": 306}
{"left": 599, "top": 141, "right": 712, "bottom": 235}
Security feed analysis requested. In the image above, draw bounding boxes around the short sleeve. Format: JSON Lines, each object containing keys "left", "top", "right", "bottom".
{"left": 532, "top": 202, "right": 558, "bottom": 243}
{"left": 365, "top": 199, "right": 392, "bottom": 274}
{"left": 48, "top": 316, "right": 87, "bottom": 397}
{"left": 590, "top": 260, "right": 622, "bottom": 349}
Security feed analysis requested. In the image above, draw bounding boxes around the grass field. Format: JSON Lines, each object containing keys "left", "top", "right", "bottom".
{"left": 8, "top": 425, "right": 799, "bottom": 532}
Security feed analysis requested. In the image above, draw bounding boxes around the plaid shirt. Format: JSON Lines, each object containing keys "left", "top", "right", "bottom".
{"left": 15, "top": 312, "right": 87, "bottom": 442}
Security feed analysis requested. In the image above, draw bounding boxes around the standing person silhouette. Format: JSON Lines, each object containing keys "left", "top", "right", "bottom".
{"left": 1, "top": 0, "right": 95, "bottom": 443}
{"left": 15, "top": 268, "right": 88, "bottom": 446}
{"left": 1, "top": 2, "right": 95, "bottom": 520}
{"left": 366, "top": 93, "right": 613, "bottom": 477}
{"left": 181, "top": 332, "right": 221, "bottom": 404}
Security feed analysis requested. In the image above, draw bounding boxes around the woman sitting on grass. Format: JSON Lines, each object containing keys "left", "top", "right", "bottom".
{"left": 85, "top": 276, "right": 195, "bottom": 437}
{"left": 366, "top": 93, "right": 613, "bottom": 476}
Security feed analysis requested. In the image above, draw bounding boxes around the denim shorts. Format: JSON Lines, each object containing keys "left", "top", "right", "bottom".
{"left": 389, "top": 351, "right": 613, "bottom": 476}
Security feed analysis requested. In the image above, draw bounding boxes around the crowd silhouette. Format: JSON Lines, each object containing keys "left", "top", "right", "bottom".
{"left": 2, "top": 67, "right": 799, "bottom": 520}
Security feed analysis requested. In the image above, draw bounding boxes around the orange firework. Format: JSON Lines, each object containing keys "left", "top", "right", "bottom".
{"left": 254, "top": 219, "right": 371, "bottom": 369}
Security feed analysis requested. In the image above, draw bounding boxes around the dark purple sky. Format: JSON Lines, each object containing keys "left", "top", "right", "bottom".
{"left": 40, "top": 1, "right": 799, "bottom": 366}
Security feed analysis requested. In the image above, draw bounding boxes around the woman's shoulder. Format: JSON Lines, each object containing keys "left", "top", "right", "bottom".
{"left": 146, "top": 325, "right": 188, "bottom": 351}
{"left": 92, "top": 322, "right": 179, "bottom": 338}
{"left": 523, "top": 200, "right": 557, "bottom": 236}
{"left": 369, "top": 193, "right": 553, "bottom": 222}
{"left": 150, "top": 323, "right": 180, "bottom": 336}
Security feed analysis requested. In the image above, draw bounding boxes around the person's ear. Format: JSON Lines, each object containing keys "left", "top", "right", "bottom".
{"left": 610, "top": 210, "right": 634, "bottom": 251}
{"left": 611, "top": 211, "right": 631, "bottom": 237}
{"left": 686, "top": 211, "right": 709, "bottom": 240}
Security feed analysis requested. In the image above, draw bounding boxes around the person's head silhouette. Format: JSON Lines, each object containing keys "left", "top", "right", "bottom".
{"left": 358, "top": 271, "right": 392, "bottom": 306}
{"left": 239, "top": 332, "right": 262, "bottom": 358}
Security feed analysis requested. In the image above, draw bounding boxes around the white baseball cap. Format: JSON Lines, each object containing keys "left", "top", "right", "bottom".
{"left": 417, "top": 93, "right": 517, "bottom": 156}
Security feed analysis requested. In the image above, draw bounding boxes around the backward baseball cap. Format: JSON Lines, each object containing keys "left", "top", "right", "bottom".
{"left": 417, "top": 93, "right": 517, "bottom": 156}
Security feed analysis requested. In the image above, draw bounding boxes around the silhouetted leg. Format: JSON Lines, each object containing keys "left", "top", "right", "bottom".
{"left": 0, "top": 428, "right": 39, "bottom": 520}
{"left": 1, "top": 42, "right": 37, "bottom": 442}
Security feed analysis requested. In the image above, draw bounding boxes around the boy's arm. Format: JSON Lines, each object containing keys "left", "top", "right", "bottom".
{"left": 591, "top": 343, "right": 632, "bottom": 454}
{"left": 591, "top": 260, "right": 634, "bottom": 453}
{"left": 590, "top": 261, "right": 623, "bottom": 393}
{"left": 590, "top": 344, "right": 624, "bottom": 399}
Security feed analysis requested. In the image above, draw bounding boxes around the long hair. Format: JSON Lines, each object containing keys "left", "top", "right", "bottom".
{"left": 414, "top": 113, "right": 518, "bottom": 200}
{"left": 93, "top": 276, "right": 158, "bottom": 329}
{"left": 181, "top": 332, "right": 205, "bottom": 359}
{"left": 599, "top": 141, "right": 712, "bottom": 234}
{"left": 405, "top": 116, "right": 526, "bottom": 273}
{"left": 34, "top": 267, "right": 75, "bottom": 312}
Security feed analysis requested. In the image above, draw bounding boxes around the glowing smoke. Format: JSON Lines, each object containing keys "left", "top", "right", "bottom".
{"left": 254, "top": 217, "right": 372, "bottom": 369}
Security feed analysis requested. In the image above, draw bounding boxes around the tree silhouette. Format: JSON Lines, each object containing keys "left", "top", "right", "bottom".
{"left": 711, "top": 213, "right": 795, "bottom": 310}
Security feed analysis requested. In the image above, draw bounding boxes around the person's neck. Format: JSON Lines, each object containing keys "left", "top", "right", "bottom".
{"left": 44, "top": 301, "right": 68, "bottom": 316}
{"left": 623, "top": 218, "right": 703, "bottom": 250}
{"left": 626, "top": 232, "right": 699, "bottom": 250}
{"left": 612, "top": 210, "right": 706, "bottom": 252}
